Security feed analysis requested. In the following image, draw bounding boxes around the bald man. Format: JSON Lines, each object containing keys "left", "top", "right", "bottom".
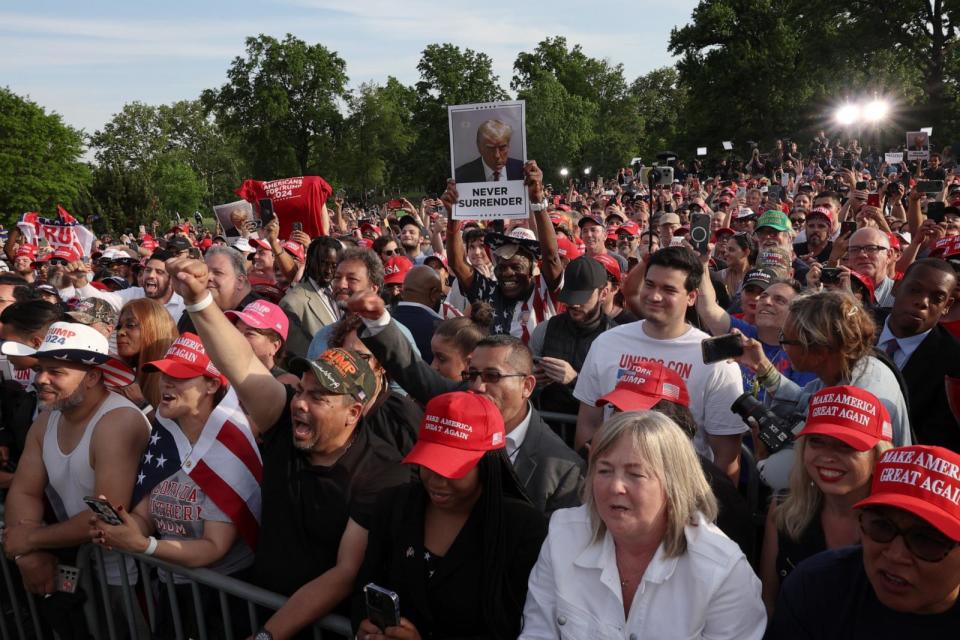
{"left": 846, "top": 227, "right": 895, "bottom": 307}
{"left": 391, "top": 265, "right": 445, "bottom": 363}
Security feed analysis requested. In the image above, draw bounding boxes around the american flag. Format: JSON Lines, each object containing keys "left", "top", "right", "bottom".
{"left": 17, "top": 205, "right": 95, "bottom": 257}
{"left": 132, "top": 387, "right": 263, "bottom": 549}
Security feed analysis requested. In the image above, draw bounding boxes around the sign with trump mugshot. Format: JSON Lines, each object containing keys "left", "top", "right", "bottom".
{"left": 448, "top": 100, "right": 528, "bottom": 220}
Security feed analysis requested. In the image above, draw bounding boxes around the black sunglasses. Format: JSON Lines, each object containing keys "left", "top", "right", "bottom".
{"left": 859, "top": 510, "right": 957, "bottom": 562}
{"left": 460, "top": 370, "right": 528, "bottom": 384}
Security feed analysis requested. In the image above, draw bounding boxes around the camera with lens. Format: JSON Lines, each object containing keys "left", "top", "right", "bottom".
{"left": 731, "top": 393, "right": 803, "bottom": 454}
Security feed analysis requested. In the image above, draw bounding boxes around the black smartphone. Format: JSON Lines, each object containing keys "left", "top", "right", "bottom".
{"left": 821, "top": 267, "right": 842, "bottom": 284}
{"left": 364, "top": 583, "right": 400, "bottom": 631}
{"left": 928, "top": 201, "right": 946, "bottom": 223}
{"left": 701, "top": 333, "right": 744, "bottom": 365}
{"left": 917, "top": 180, "right": 944, "bottom": 194}
{"left": 292, "top": 222, "right": 303, "bottom": 233}
{"left": 690, "top": 213, "right": 711, "bottom": 255}
{"left": 258, "top": 198, "right": 276, "bottom": 226}
{"left": 83, "top": 495, "right": 123, "bottom": 526}
{"left": 841, "top": 220, "right": 857, "bottom": 237}
{"left": 767, "top": 185, "right": 782, "bottom": 202}
{"left": 855, "top": 181, "right": 868, "bottom": 191}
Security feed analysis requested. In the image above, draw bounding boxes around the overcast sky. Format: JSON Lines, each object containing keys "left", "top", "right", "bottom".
{"left": 1, "top": 0, "right": 700, "bottom": 136}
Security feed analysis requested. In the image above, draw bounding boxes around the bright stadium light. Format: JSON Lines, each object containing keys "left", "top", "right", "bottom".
{"left": 863, "top": 99, "right": 890, "bottom": 122}
{"left": 560, "top": 167, "right": 569, "bottom": 177}
{"left": 835, "top": 104, "right": 861, "bottom": 126}
{"left": 584, "top": 167, "right": 592, "bottom": 175}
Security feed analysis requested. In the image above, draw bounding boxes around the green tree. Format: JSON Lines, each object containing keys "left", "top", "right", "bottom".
{"left": 629, "top": 67, "right": 688, "bottom": 160}
{"left": 0, "top": 87, "right": 90, "bottom": 223}
{"left": 519, "top": 74, "right": 597, "bottom": 178}
{"left": 412, "top": 44, "right": 509, "bottom": 189}
{"left": 335, "top": 77, "right": 418, "bottom": 195}
{"left": 202, "top": 34, "right": 348, "bottom": 179}
{"left": 152, "top": 153, "right": 204, "bottom": 216}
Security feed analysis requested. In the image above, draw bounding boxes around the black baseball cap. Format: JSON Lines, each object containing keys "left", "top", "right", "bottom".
{"left": 559, "top": 256, "right": 608, "bottom": 305}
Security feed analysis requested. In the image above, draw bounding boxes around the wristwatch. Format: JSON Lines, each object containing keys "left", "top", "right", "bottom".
{"left": 254, "top": 629, "right": 273, "bottom": 640}
{"left": 529, "top": 202, "right": 547, "bottom": 212}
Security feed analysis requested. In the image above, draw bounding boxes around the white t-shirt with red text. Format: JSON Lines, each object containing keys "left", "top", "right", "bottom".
{"left": 574, "top": 320, "right": 747, "bottom": 459}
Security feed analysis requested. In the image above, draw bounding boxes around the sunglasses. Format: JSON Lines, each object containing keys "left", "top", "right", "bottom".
{"left": 460, "top": 369, "right": 528, "bottom": 384}
{"left": 860, "top": 510, "right": 957, "bottom": 562}
{"left": 48, "top": 258, "right": 68, "bottom": 266}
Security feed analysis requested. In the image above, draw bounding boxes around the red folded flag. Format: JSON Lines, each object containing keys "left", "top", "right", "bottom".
{"left": 235, "top": 176, "right": 332, "bottom": 239}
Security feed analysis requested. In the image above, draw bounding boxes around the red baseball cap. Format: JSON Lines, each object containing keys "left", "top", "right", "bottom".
{"left": 225, "top": 300, "right": 289, "bottom": 341}
{"left": 143, "top": 333, "right": 226, "bottom": 385}
{"left": 597, "top": 361, "right": 690, "bottom": 411}
{"left": 577, "top": 213, "right": 605, "bottom": 229}
{"left": 15, "top": 244, "right": 37, "bottom": 259}
{"left": 799, "top": 386, "right": 893, "bottom": 451}
{"left": 606, "top": 230, "right": 619, "bottom": 242}
{"left": 855, "top": 445, "right": 960, "bottom": 541}
{"left": 383, "top": 255, "right": 413, "bottom": 285}
{"left": 42, "top": 247, "right": 81, "bottom": 263}
{"left": 360, "top": 222, "right": 382, "bottom": 237}
{"left": 808, "top": 206, "right": 834, "bottom": 225}
{"left": 402, "top": 391, "right": 506, "bottom": 478}
{"left": 618, "top": 221, "right": 641, "bottom": 236}
{"left": 282, "top": 240, "right": 305, "bottom": 262}
{"left": 591, "top": 253, "right": 621, "bottom": 284}
{"left": 556, "top": 237, "right": 582, "bottom": 260}
{"left": 250, "top": 238, "right": 272, "bottom": 252}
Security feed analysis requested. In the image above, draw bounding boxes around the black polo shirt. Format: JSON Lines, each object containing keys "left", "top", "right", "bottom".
{"left": 252, "top": 386, "right": 412, "bottom": 598}
{"left": 177, "top": 290, "right": 263, "bottom": 334}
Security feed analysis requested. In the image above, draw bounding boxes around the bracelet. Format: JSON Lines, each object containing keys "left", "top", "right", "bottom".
{"left": 185, "top": 292, "right": 214, "bottom": 313}
{"left": 143, "top": 536, "right": 158, "bottom": 556}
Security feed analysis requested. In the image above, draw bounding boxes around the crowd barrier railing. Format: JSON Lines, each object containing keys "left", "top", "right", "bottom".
{"left": 0, "top": 540, "right": 352, "bottom": 640}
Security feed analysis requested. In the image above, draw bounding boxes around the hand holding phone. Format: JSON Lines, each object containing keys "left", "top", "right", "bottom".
{"left": 702, "top": 333, "right": 745, "bottom": 365}
{"left": 364, "top": 583, "right": 400, "bottom": 631}
{"left": 84, "top": 495, "right": 123, "bottom": 526}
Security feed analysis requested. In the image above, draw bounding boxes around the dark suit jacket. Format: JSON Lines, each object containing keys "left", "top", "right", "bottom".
{"left": 360, "top": 320, "right": 585, "bottom": 513}
{"left": 902, "top": 324, "right": 960, "bottom": 450}
{"left": 454, "top": 157, "right": 524, "bottom": 183}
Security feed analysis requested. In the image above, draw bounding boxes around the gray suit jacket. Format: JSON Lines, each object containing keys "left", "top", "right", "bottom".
{"left": 280, "top": 280, "right": 338, "bottom": 359}
{"left": 360, "top": 319, "right": 584, "bottom": 514}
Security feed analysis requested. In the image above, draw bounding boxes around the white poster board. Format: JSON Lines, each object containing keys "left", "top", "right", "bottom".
{"left": 885, "top": 152, "right": 904, "bottom": 165}
{"left": 907, "top": 131, "right": 930, "bottom": 162}
{"left": 448, "top": 100, "right": 528, "bottom": 220}
{"left": 212, "top": 199, "right": 257, "bottom": 242}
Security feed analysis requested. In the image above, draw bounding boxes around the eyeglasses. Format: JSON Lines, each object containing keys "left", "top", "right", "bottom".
{"left": 847, "top": 245, "right": 889, "bottom": 255}
{"left": 791, "top": 218, "right": 806, "bottom": 225}
{"left": 381, "top": 249, "right": 398, "bottom": 257}
{"left": 859, "top": 510, "right": 958, "bottom": 562}
{"left": 460, "top": 370, "right": 528, "bottom": 384}
{"left": 778, "top": 331, "right": 804, "bottom": 346}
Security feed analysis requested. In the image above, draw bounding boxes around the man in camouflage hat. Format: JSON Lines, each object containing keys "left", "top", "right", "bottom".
{"left": 66, "top": 297, "right": 119, "bottom": 340}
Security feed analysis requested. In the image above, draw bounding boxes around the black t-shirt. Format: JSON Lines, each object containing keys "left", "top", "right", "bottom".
{"left": 252, "top": 386, "right": 412, "bottom": 599}
{"left": 766, "top": 546, "right": 960, "bottom": 639}
{"left": 793, "top": 240, "right": 833, "bottom": 264}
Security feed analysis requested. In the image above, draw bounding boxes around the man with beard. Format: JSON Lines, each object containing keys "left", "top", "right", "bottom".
{"left": 281, "top": 237, "right": 342, "bottom": 359}
{"left": 347, "top": 289, "right": 584, "bottom": 515}
{"left": 398, "top": 216, "right": 431, "bottom": 265}
{"left": 2, "top": 322, "right": 149, "bottom": 595}
{"left": 446, "top": 161, "right": 563, "bottom": 343}
{"left": 177, "top": 246, "right": 261, "bottom": 334}
{"left": 754, "top": 210, "right": 809, "bottom": 282}
{"left": 875, "top": 259, "right": 960, "bottom": 450}
{"left": 528, "top": 256, "right": 614, "bottom": 417}
{"left": 161, "top": 257, "right": 410, "bottom": 639}
{"left": 86, "top": 249, "right": 185, "bottom": 324}
{"left": 793, "top": 206, "right": 834, "bottom": 263}
{"left": 11, "top": 244, "right": 37, "bottom": 283}
{"left": 578, "top": 213, "right": 629, "bottom": 273}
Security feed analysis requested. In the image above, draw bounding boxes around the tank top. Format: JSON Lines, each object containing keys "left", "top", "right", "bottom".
{"left": 41, "top": 391, "right": 150, "bottom": 584}
{"left": 775, "top": 509, "right": 827, "bottom": 582}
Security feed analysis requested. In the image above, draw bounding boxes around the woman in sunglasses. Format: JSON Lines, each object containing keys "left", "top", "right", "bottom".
{"left": 766, "top": 445, "right": 960, "bottom": 637}
{"left": 759, "top": 386, "right": 893, "bottom": 616}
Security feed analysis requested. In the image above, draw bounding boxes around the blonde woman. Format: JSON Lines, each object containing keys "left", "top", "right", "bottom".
{"left": 759, "top": 386, "right": 893, "bottom": 616}
{"left": 520, "top": 411, "right": 765, "bottom": 639}
{"left": 735, "top": 290, "right": 910, "bottom": 491}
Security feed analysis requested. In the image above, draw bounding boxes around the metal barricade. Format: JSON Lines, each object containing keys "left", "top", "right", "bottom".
{"left": 0, "top": 542, "right": 352, "bottom": 640}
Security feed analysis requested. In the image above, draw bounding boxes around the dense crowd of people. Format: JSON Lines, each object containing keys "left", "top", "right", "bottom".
{"left": 1, "top": 132, "right": 960, "bottom": 639}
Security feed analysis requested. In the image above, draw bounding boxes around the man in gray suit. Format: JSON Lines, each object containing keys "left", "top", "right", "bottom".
{"left": 348, "top": 290, "right": 584, "bottom": 514}
{"left": 279, "top": 237, "right": 342, "bottom": 358}
{"left": 454, "top": 119, "right": 525, "bottom": 183}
